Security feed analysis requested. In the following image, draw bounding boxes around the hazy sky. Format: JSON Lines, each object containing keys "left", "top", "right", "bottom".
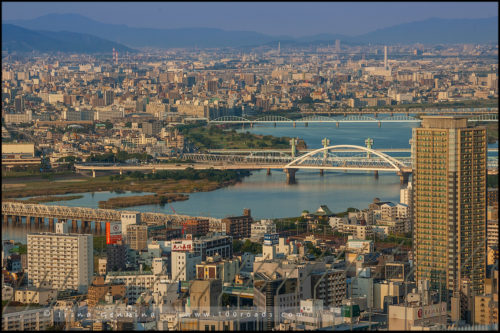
{"left": 2, "top": 2, "right": 498, "bottom": 37}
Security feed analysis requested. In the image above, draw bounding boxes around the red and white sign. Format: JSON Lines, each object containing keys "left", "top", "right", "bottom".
{"left": 172, "top": 240, "right": 193, "bottom": 251}
{"left": 106, "top": 222, "right": 123, "bottom": 245}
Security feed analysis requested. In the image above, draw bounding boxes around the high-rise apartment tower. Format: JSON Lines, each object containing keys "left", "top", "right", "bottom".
{"left": 412, "top": 116, "right": 486, "bottom": 299}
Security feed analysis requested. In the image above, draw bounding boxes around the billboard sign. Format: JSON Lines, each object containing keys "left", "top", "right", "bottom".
{"left": 263, "top": 233, "right": 279, "bottom": 246}
{"left": 172, "top": 240, "right": 193, "bottom": 251}
{"left": 106, "top": 222, "right": 123, "bottom": 245}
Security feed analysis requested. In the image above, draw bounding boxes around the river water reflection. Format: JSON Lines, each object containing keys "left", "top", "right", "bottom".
{"left": 3, "top": 122, "right": 498, "bottom": 242}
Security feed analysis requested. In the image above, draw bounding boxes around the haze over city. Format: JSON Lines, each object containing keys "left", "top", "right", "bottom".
{"left": 2, "top": 1, "right": 498, "bottom": 36}
{"left": 1, "top": 1, "right": 499, "bottom": 332}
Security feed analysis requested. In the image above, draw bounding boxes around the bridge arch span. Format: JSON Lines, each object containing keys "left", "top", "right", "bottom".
{"left": 210, "top": 116, "right": 251, "bottom": 123}
{"left": 284, "top": 144, "right": 406, "bottom": 171}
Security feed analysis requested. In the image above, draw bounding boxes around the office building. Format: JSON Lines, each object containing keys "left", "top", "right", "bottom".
{"left": 171, "top": 250, "right": 201, "bottom": 281}
{"left": 254, "top": 275, "right": 299, "bottom": 330}
{"left": 104, "top": 90, "right": 114, "bottom": 105}
{"left": 189, "top": 279, "right": 222, "bottom": 315}
{"left": 121, "top": 212, "right": 141, "bottom": 237}
{"left": 412, "top": 116, "right": 487, "bottom": 299}
{"left": 142, "top": 120, "right": 162, "bottom": 136}
{"left": 221, "top": 208, "right": 253, "bottom": 239}
{"left": 87, "top": 276, "right": 126, "bottom": 307}
{"left": 27, "top": 232, "right": 93, "bottom": 293}
{"left": 126, "top": 224, "right": 148, "bottom": 251}
{"left": 474, "top": 269, "right": 498, "bottom": 325}
{"left": 388, "top": 280, "right": 447, "bottom": 330}
{"left": 2, "top": 308, "right": 54, "bottom": 331}
{"left": 106, "top": 241, "right": 128, "bottom": 272}
{"left": 181, "top": 219, "right": 209, "bottom": 237}
{"left": 195, "top": 254, "right": 239, "bottom": 283}
{"left": 14, "top": 96, "right": 24, "bottom": 113}
{"left": 192, "top": 233, "right": 233, "bottom": 261}
{"left": 250, "top": 219, "right": 277, "bottom": 242}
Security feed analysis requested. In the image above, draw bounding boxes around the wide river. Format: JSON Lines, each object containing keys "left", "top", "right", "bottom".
{"left": 4, "top": 122, "right": 498, "bottom": 242}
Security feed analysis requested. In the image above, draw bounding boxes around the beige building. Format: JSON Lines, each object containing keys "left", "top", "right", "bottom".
{"left": 171, "top": 250, "right": 202, "bottom": 281}
{"left": 2, "top": 307, "right": 53, "bottom": 331}
{"left": 474, "top": 269, "right": 498, "bottom": 325}
{"left": 388, "top": 302, "right": 447, "bottom": 330}
{"left": 14, "top": 286, "right": 57, "bottom": 305}
{"left": 27, "top": 232, "right": 93, "bottom": 293}
{"left": 189, "top": 279, "right": 222, "bottom": 316}
{"left": 195, "top": 255, "right": 239, "bottom": 283}
{"left": 126, "top": 224, "right": 148, "bottom": 251}
{"left": 413, "top": 116, "right": 487, "bottom": 296}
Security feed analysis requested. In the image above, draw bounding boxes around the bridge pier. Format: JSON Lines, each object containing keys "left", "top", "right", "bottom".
{"left": 48, "top": 218, "right": 54, "bottom": 231}
{"left": 378, "top": 121, "right": 381, "bottom": 128}
{"left": 336, "top": 122, "right": 339, "bottom": 128}
{"left": 374, "top": 170, "right": 379, "bottom": 179}
{"left": 120, "top": 169, "right": 123, "bottom": 176}
{"left": 26, "top": 216, "right": 32, "bottom": 229}
{"left": 92, "top": 169, "right": 96, "bottom": 178}
{"left": 95, "top": 221, "right": 102, "bottom": 234}
{"left": 82, "top": 221, "right": 91, "bottom": 233}
{"left": 293, "top": 122, "right": 296, "bottom": 128}
{"left": 305, "top": 122, "right": 308, "bottom": 127}
{"left": 72, "top": 220, "right": 78, "bottom": 233}
{"left": 250, "top": 123, "right": 253, "bottom": 128}
{"left": 273, "top": 122, "right": 276, "bottom": 127}
{"left": 13, "top": 215, "right": 20, "bottom": 226}
{"left": 284, "top": 168, "right": 297, "bottom": 184}
{"left": 320, "top": 169, "right": 324, "bottom": 176}
{"left": 3, "top": 214, "right": 9, "bottom": 225}
{"left": 267, "top": 168, "right": 271, "bottom": 176}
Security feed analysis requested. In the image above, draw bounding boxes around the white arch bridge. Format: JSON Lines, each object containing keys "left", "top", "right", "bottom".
{"left": 76, "top": 145, "right": 417, "bottom": 185}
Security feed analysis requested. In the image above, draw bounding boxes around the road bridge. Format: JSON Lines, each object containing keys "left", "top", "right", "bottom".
{"left": 1, "top": 201, "right": 220, "bottom": 233}
{"left": 209, "top": 112, "right": 498, "bottom": 125}
{"left": 298, "top": 107, "right": 498, "bottom": 115}
{"left": 76, "top": 145, "right": 419, "bottom": 185}
{"left": 75, "top": 142, "right": 497, "bottom": 184}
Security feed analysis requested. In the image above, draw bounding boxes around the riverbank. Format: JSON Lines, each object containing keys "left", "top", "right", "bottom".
{"left": 1, "top": 169, "right": 249, "bottom": 202}
{"left": 23, "top": 195, "right": 84, "bottom": 204}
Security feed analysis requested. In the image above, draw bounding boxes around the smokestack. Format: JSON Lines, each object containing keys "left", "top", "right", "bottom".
{"left": 384, "top": 46, "right": 388, "bottom": 69}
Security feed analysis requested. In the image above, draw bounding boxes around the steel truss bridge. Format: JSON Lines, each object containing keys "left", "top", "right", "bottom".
{"left": 209, "top": 113, "right": 498, "bottom": 124}
{"left": 75, "top": 144, "right": 498, "bottom": 175}
{"left": 1, "top": 201, "right": 220, "bottom": 225}
{"left": 186, "top": 145, "right": 411, "bottom": 171}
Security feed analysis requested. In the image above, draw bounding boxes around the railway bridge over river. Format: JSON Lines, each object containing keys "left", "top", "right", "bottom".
{"left": 1, "top": 201, "right": 219, "bottom": 234}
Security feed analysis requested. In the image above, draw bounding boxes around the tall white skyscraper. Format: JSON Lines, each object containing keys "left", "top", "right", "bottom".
{"left": 27, "top": 232, "right": 93, "bottom": 293}
{"left": 384, "top": 46, "right": 388, "bottom": 69}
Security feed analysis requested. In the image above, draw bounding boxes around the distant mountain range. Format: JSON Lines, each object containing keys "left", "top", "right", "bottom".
{"left": 3, "top": 13, "right": 498, "bottom": 52}
{"left": 2, "top": 24, "right": 136, "bottom": 53}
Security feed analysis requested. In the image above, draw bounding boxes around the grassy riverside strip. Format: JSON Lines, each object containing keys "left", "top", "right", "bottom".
{"left": 2, "top": 169, "right": 250, "bottom": 201}
{"left": 178, "top": 123, "right": 292, "bottom": 150}
{"left": 23, "top": 195, "right": 85, "bottom": 203}
{"left": 98, "top": 193, "right": 189, "bottom": 209}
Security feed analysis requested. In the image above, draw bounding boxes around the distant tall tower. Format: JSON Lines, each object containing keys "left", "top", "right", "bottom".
{"left": 278, "top": 42, "right": 280, "bottom": 56}
{"left": 115, "top": 50, "right": 118, "bottom": 65}
{"left": 112, "top": 48, "right": 116, "bottom": 64}
{"left": 384, "top": 46, "right": 388, "bottom": 69}
{"left": 335, "top": 39, "right": 340, "bottom": 53}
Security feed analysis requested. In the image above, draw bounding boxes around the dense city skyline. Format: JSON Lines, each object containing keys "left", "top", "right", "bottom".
{"left": 2, "top": 1, "right": 498, "bottom": 36}
{"left": 2, "top": 2, "right": 498, "bottom": 331}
